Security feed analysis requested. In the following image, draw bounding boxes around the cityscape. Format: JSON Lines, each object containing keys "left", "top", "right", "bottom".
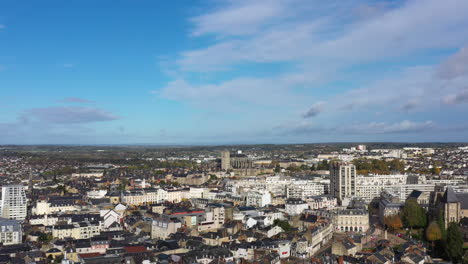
{"left": 2, "top": 0, "right": 468, "bottom": 264}
{"left": 0, "top": 144, "right": 467, "bottom": 263}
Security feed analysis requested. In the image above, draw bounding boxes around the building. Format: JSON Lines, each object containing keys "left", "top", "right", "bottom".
{"left": 0, "top": 185, "right": 27, "bottom": 220}
{"left": 441, "top": 187, "right": 462, "bottom": 228}
{"left": 379, "top": 190, "right": 403, "bottom": 224}
{"left": 221, "top": 151, "right": 231, "bottom": 171}
{"left": 221, "top": 151, "right": 253, "bottom": 171}
{"left": 198, "top": 204, "right": 225, "bottom": 232}
{"left": 52, "top": 221, "right": 101, "bottom": 239}
{"left": 286, "top": 182, "right": 325, "bottom": 199}
{"left": 0, "top": 217, "right": 22, "bottom": 245}
{"left": 32, "top": 199, "right": 77, "bottom": 215}
{"left": 355, "top": 174, "right": 407, "bottom": 202}
{"left": 285, "top": 199, "right": 309, "bottom": 216}
{"left": 245, "top": 191, "right": 271, "bottom": 208}
{"left": 330, "top": 163, "right": 356, "bottom": 202}
{"left": 151, "top": 217, "right": 182, "bottom": 239}
{"left": 333, "top": 209, "right": 369, "bottom": 233}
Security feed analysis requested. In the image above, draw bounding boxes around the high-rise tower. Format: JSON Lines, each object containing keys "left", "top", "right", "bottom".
{"left": 0, "top": 185, "right": 27, "bottom": 220}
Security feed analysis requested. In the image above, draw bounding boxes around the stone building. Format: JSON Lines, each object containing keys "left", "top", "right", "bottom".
{"left": 220, "top": 151, "right": 253, "bottom": 171}
{"left": 441, "top": 187, "right": 461, "bottom": 228}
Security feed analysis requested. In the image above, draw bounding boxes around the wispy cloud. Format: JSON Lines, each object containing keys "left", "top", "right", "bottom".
{"left": 279, "top": 120, "right": 435, "bottom": 136}
{"left": 443, "top": 88, "right": 468, "bottom": 105}
{"left": 22, "top": 106, "right": 119, "bottom": 124}
{"left": 60, "top": 97, "right": 95, "bottom": 103}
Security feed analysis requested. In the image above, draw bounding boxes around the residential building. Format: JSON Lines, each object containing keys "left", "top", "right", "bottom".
{"left": 330, "top": 163, "right": 356, "bottom": 202}
{"left": 333, "top": 209, "right": 369, "bottom": 233}
{"left": 285, "top": 199, "right": 309, "bottom": 216}
{"left": 0, "top": 217, "right": 22, "bottom": 245}
{"left": 151, "top": 218, "right": 182, "bottom": 239}
{"left": 0, "top": 185, "right": 27, "bottom": 220}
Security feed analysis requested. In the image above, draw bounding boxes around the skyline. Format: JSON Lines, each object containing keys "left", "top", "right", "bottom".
{"left": 1, "top": 0, "right": 468, "bottom": 144}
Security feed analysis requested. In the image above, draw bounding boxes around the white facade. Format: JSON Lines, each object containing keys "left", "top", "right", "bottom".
{"left": 0, "top": 185, "right": 27, "bottom": 220}
{"left": 285, "top": 199, "right": 309, "bottom": 216}
{"left": 33, "top": 200, "right": 77, "bottom": 215}
{"left": 355, "top": 174, "right": 407, "bottom": 202}
{"left": 286, "top": 181, "right": 325, "bottom": 199}
{"left": 333, "top": 209, "right": 369, "bottom": 233}
{"left": 245, "top": 191, "right": 271, "bottom": 208}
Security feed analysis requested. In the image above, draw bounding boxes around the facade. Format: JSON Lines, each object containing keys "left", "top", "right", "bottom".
{"left": 245, "top": 191, "right": 271, "bottom": 208}
{"left": 52, "top": 221, "right": 101, "bottom": 239}
{"left": 333, "top": 209, "right": 369, "bottom": 233}
{"left": 221, "top": 151, "right": 253, "bottom": 171}
{"left": 0, "top": 185, "right": 27, "bottom": 220}
{"left": 286, "top": 182, "right": 325, "bottom": 199}
{"left": 33, "top": 200, "right": 77, "bottom": 215}
{"left": 306, "top": 195, "right": 337, "bottom": 210}
{"left": 330, "top": 163, "right": 356, "bottom": 201}
{"left": 441, "top": 187, "right": 461, "bottom": 228}
{"left": 379, "top": 190, "right": 403, "bottom": 224}
{"left": 355, "top": 174, "right": 407, "bottom": 202}
{"left": 285, "top": 199, "right": 309, "bottom": 216}
{"left": 151, "top": 218, "right": 182, "bottom": 239}
{"left": 0, "top": 217, "right": 22, "bottom": 245}
{"left": 198, "top": 204, "right": 225, "bottom": 232}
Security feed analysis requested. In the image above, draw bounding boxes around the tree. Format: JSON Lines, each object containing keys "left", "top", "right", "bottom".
{"left": 401, "top": 199, "right": 427, "bottom": 229}
{"left": 384, "top": 214, "right": 403, "bottom": 231}
{"left": 445, "top": 222, "right": 464, "bottom": 263}
{"left": 426, "top": 221, "right": 442, "bottom": 249}
{"left": 273, "top": 219, "right": 291, "bottom": 232}
{"left": 316, "top": 160, "right": 329, "bottom": 170}
{"left": 274, "top": 164, "right": 281, "bottom": 173}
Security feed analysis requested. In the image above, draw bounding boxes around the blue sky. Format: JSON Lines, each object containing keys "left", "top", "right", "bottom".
{"left": 1, "top": 0, "right": 468, "bottom": 144}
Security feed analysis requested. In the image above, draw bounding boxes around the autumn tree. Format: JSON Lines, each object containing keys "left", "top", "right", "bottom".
{"left": 426, "top": 221, "right": 442, "bottom": 249}
{"left": 445, "top": 222, "right": 464, "bottom": 263}
{"left": 401, "top": 199, "right": 427, "bottom": 229}
{"left": 384, "top": 214, "right": 403, "bottom": 231}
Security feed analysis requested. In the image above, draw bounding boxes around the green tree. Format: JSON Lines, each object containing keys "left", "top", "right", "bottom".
{"left": 316, "top": 160, "right": 329, "bottom": 170}
{"left": 273, "top": 219, "right": 291, "bottom": 232}
{"left": 445, "top": 222, "right": 464, "bottom": 263}
{"left": 426, "top": 221, "right": 442, "bottom": 249}
{"left": 401, "top": 199, "right": 427, "bottom": 229}
{"left": 274, "top": 164, "right": 281, "bottom": 173}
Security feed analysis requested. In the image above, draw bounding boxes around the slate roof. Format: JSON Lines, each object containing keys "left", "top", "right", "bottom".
{"left": 456, "top": 193, "right": 468, "bottom": 209}
{"left": 442, "top": 187, "right": 459, "bottom": 203}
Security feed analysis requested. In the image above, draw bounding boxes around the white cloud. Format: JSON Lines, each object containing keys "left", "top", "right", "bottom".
{"left": 177, "top": 0, "right": 468, "bottom": 71}
{"left": 346, "top": 120, "right": 434, "bottom": 134}
{"left": 437, "top": 45, "right": 468, "bottom": 80}
{"left": 190, "top": 0, "right": 289, "bottom": 37}
{"left": 443, "top": 88, "right": 468, "bottom": 105}
{"left": 155, "top": 0, "right": 468, "bottom": 140}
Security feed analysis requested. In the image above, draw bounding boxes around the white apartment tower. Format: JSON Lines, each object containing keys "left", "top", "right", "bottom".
{"left": 330, "top": 163, "right": 356, "bottom": 201}
{"left": 0, "top": 185, "right": 27, "bottom": 220}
